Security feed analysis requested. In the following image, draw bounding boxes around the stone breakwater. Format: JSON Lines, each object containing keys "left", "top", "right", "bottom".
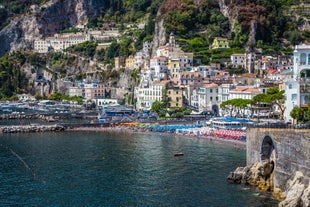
{"left": 0, "top": 113, "right": 37, "bottom": 119}
{"left": 0, "top": 124, "right": 65, "bottom": 133}
{"left": 0, "top": 112, "right": 97, "bottom": 122}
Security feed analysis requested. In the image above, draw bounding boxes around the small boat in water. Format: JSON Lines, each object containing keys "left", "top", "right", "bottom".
{"left": 174, "top": 152, "right": 184, "bottom": 157}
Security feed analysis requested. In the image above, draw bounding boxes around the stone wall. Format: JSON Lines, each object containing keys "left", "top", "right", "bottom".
{"left": 246, "top": 128, "right": 310, "bottom": 191}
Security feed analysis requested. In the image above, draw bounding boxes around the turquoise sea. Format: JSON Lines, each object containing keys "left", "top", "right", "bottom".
{"left": 0, "top": 131, "right": 278, "bottom": 206}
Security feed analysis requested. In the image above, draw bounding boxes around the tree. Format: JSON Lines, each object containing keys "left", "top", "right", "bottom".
{"left": 290, "top": 106, "right": 303, "bottom": 124}
{"left": 252, "top": 87, "right": 285, "bottom": 119}
{"left": 49, "top": 91, "right": 66, "bottom": 101}
{"left": 151, "top": 101, "right": 164, "bottom": 113}
{"left": 34, "top": 93, "right": 43, "bottom": 100}
{"left": 265, "top": 87, "right": 285, "bottom": 119}
{"left": 220, "top": 98, "right": 253, "bottom": 117}
{"left": 306, "top": 105, "right": 310, "bottom": 123}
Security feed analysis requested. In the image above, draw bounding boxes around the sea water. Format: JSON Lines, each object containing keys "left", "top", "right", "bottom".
{"left": 0, "top": 131, "right": 278, "bottom": 206}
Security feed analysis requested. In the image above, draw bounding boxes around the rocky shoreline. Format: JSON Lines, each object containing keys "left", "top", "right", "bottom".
{"left": 227, "top": 161, "right": 310, "bottom": 206}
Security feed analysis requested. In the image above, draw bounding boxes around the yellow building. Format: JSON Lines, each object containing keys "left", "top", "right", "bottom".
{"left": 168, "top": 59, "right": 181, "bottom": 79}
{"left": 211, "top": 37, "right": 230, "bottom": 49}
{"left": 166, "top": 83, "right": 183, "bottom": 109}
{"left": 125, "top": 55, "right": 135, "bottom": 68}
{"left": 167, "top": 88, "right": 183, "bottom": 109}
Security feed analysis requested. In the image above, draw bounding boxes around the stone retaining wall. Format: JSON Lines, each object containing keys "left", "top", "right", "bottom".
{"left": 247, "top": 128, "right": 310, "bottom": 192}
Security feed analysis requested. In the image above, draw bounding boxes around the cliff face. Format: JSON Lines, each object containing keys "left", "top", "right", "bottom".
{"left": 0, "top": 0, "right": 104, "bottom": 56}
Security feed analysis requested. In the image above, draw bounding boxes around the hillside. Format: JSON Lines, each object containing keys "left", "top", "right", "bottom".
{"left": 0, "top": 0, "right": 309, "bottom": 55}
{"left": 0, "top": 0, "right": 309, "bottom": 99}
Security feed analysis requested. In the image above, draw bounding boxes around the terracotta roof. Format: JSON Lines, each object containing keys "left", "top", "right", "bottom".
{"left": 153, "top": 80, "right": 171, "bottom": 85}
{"left": 267, "top": 68, "right": 279, "bottom": 75}
{"left": 240, "top": 73, "right": 256, "bottom": 78}
{"left": 230, "top": 88, "right": 260, "bottom": 94}
{"left": 203, "top": 83, "right": 218, "bottom": 88}
{"left": 214, "top": 74, "right": 226, "bottom": 79}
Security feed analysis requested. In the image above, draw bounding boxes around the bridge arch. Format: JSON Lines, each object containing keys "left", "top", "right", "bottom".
{"left": 261, "top": 135, "right": 275, "bottom": 161}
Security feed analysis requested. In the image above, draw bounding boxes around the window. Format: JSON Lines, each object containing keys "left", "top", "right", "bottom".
{"left": 291, "top": 94, "right": 297, "bottom": 101}
{"left": 289, "top": 84, "right": 292, "bottom": 89}
{"left": 301, "top": 53, "right": 307, "bottom": 65}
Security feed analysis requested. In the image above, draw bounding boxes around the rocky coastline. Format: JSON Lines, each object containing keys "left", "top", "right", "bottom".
{"left": 227, "top": 161, "right": 310, "bottom": 206}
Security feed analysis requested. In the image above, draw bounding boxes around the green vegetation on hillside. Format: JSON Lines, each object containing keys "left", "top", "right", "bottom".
{"left": 0, "top": 0, "right": 47, "bottom": 29}
{"left": 66, "top": 41, "right": 98, "bottom": 58}
{"left": 0, "top": 52, "right": 29, "bottom": 99}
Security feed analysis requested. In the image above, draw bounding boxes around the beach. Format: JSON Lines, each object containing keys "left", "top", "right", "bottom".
{"left": 68, "top": 124, "right": 246, "bottom": 150}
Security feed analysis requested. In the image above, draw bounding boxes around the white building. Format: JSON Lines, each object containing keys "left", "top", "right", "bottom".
{"left": 34, "top": 33, "right": 91, "bottom": 53}
{"left": 149, "top": 56, "right": 168, "bottom": 81}
{"left": 134, "top": 51, "right": 144, "bottom": 69}
{"left": 68, "top": 83, "right": 105, "bottom": 100}
{"left": 229, "top": 87, "right": 260, "bottom": 100}
{"left": 197, "top": 83, "right": 220, "bottom": 115}
{"left": 218, "top": 84, "right": 235, "bottom": 103}
{"left": 231, "top": 54, "right": 246, "bottom": 68}
{"left": 135, "top": 80, "right": 169, "bottom": 110}
{"left": 195, "top": 66, "right": 212, "bottom": 78}
{"left": 284, "top": 44, "right": 310, "bottom": 122}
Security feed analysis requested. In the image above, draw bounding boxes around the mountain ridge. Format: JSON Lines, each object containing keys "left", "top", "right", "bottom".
{"left": 0, "top": 0, "right": 309, "bottom": 57}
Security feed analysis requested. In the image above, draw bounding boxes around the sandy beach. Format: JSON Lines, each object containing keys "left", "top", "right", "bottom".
{"left": 68, "top": 125, "right": 246, "bottom": 150}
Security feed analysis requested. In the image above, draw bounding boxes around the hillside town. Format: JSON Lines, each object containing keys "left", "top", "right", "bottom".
{"left": 20, "top": 30, "right": 309, "bottom": 124}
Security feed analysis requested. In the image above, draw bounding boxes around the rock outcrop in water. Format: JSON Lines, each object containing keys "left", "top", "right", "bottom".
{"left": 278, "top": 171, "right": 310, "bottom": 207}
{"left": 228, "top": 161, "right": 310, "bottom": 206}
{"left": 227, "top": 161, "right": 275, "bottom": 192}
